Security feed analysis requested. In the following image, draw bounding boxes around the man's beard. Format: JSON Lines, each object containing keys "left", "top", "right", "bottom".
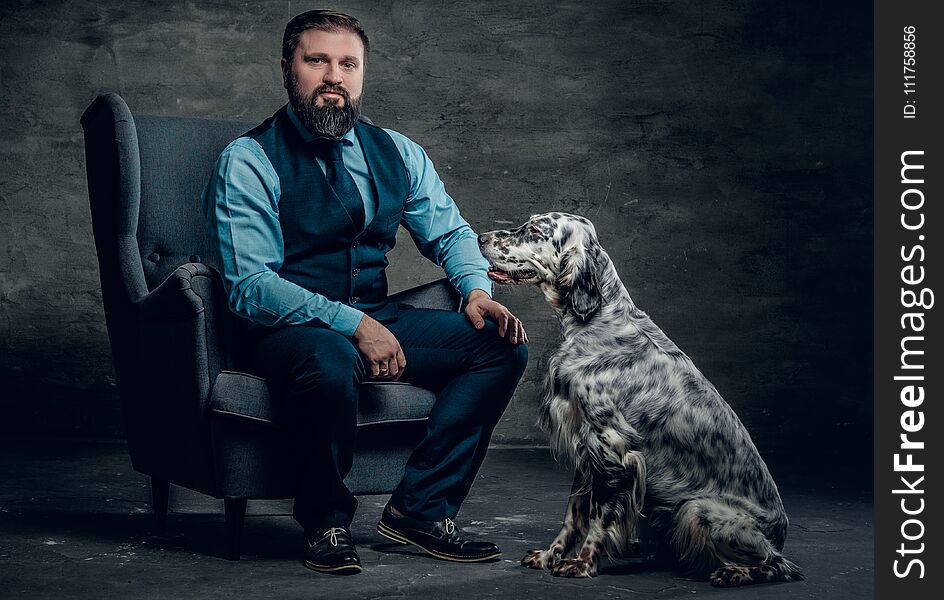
{"left": 288, "top": 76, "right": 362, "bottom": 139}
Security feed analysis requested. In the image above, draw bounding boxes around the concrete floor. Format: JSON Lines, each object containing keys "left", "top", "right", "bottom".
{"left": 0, "top": 440, "right": 872, "bottom": 599}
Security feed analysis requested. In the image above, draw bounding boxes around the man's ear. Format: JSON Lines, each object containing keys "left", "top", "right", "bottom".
{"left": 281, "top": 58, "right": 290, "bottom": 89}
{"left": 558, "top": 242, "right": 602, "bottom": 321}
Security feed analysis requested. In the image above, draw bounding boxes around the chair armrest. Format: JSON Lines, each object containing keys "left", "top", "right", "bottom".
{"left": 119, "top": 263, "right": 232, "bottom": 493}
{"left": 134, "top": 262, "right": 216, "bottom": 321}
{"left": 389, "top": 278, "right": 463, "bottom": 312}
{"left": 131, "top": 262, "right": 231, "bottom": 406}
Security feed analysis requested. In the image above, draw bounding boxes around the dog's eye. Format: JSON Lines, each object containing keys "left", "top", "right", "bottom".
{"left": 527, "top": 225, "right": 543, "bottom": 236}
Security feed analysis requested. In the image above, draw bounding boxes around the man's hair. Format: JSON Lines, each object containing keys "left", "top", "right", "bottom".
{"left": 282, "top": 10, "right": 370, "bottom": 63}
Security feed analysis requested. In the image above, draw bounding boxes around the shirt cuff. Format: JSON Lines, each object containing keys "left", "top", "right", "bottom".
{"left": 331, "top": 304, "right": 366, "bottom": 338}
{"left": 458, "top": 276, "right": 493, "bottom": 300}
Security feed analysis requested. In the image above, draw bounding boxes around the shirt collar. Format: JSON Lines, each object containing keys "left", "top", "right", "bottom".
{"left": 285, "top": 103, "right": 356, "bottom": 146}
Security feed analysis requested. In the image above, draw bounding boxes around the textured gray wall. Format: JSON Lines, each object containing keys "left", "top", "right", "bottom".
{"left": 0, "top": 1, "right": 871, "bottom": 463}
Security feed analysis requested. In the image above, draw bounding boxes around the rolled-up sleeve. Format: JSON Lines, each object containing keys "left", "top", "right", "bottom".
{"left": 201, "top": 138, "right": 365, "bottom": 337}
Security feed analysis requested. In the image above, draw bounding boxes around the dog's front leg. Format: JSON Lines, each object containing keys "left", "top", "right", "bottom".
{"left": 552, "top": 449, "right": 647, "bottom": 578}
{"left": 522, "top": 471, "right": 589, "bottom": 570}
{"left": 551, "top": 500, "right": 608, "bottom": 578}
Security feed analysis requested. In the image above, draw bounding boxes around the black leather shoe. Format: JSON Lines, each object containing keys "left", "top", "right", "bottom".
{"left": 377, "top": 505, "right": 501, "bottom": 562}
{"left": 303, "top": 527, "right": 362, "bottom": 574}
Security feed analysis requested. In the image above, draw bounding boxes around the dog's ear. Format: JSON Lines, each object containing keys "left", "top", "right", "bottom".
{"left": 559, "top": 241, "right": 602, "bottom": 321}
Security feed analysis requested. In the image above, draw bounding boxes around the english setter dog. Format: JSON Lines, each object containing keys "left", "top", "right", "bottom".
{"left": 478, "top": 212, "right": 802, "bottom": 587}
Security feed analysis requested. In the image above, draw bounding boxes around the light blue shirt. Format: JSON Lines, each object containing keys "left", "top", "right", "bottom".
{"left": 201, "top": 105, "right": 492, "bottom": 337}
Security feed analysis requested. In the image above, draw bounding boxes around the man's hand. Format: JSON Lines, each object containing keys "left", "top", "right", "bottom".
{"left": 353, "top": 315, "right": 406, "bottom": 380}
{"left": 464, "top": 289, "right": 528, "bottom": 345}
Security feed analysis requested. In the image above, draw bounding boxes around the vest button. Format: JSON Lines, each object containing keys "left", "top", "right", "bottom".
{"left": 350, "top": 296, "right": 359, "bottom": 304}
{"left": 352, "top": 268, "right": 360, "bottom": 277}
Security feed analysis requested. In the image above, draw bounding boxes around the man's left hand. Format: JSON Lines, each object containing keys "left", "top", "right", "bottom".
{"left": 464, "top": 289, "right": 528, "bottom": 345}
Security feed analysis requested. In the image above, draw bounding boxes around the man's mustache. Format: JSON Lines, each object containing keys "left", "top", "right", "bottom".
{"left": 314, "top": 85, "right": 350, "bottom": 101}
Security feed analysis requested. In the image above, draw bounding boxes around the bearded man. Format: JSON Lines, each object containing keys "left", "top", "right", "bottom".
{"left": 201, "top": 10, "right": 528, "bottom": 575}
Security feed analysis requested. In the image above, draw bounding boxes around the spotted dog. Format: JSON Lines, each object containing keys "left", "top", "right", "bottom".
{"left": 478, "top": 213, "right": 803, "bottom": 587}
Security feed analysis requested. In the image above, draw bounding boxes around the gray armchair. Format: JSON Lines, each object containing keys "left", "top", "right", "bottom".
{"left": 80, "top": 93, "right": 460, "bottom": 560}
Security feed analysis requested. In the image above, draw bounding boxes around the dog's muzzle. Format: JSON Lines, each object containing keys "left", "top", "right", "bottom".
{"left": 478, "top": 233, "right": 539, "bottom": 284}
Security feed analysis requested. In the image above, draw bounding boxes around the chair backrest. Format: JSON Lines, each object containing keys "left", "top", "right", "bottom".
{"left": 82, "top": 93, "right": 252, "bottom": 298}
{"left": 134, "top": 114, "right": 251, "bottom": 290}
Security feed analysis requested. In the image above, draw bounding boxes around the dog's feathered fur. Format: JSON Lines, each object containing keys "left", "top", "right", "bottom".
{"left": 478, "top": 212, "right": 803, "bottom": 587}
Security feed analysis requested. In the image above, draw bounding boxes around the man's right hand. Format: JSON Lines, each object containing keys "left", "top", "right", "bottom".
{"left": 352, "top": 315, "right": 406, "bottom": 380}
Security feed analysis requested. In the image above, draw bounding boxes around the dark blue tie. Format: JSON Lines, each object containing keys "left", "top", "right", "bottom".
{"left": 310, "top": 138, "right": 365, "bottom": 230}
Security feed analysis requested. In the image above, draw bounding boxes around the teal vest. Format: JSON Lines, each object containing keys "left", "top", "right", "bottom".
{"left": 245, "top": 107, "right": 409, "bottom": 322}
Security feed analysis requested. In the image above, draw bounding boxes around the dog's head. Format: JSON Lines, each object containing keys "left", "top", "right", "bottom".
{"left": 478, "top": 212, "right": 604, "bottom": 321}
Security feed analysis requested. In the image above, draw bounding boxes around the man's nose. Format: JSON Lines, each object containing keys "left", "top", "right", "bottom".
{"left": 323, "top": 62, "right": 343, "bottom": 84}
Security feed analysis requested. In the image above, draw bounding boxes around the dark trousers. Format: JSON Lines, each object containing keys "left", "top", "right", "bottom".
{"left": 247, "top": 307, "right": 528, "bottom": 532}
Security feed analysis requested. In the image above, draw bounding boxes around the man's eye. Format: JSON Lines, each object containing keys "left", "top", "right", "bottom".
{"left": 343, "top": 62, "right": 357, "bottom": 69}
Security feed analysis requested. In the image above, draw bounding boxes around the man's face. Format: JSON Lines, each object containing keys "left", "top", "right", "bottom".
{"left": 282, "top": 29, "right": 366, "bottom": 138}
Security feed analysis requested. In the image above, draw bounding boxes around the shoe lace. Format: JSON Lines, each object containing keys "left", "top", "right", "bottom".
{"left": 324, "top": 527, "right": 345, "bottom": 547}
{"left": 444, "top": 517, "right": 456, "bottom": 535}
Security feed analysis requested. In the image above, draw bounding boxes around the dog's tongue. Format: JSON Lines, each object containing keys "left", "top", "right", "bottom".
{"left": 487, "top": 270, "right": 515, "bottom": 284}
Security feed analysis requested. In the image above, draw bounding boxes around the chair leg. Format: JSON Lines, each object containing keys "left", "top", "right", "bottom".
{"left": 224, "top": 497, "right": 248, "bottom": 561}
{"left": 151, "top": 477, "right": 170, "bottom": 529}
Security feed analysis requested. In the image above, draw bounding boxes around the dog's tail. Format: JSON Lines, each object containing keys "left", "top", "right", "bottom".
{"left": 770, "top": 554, "right": 805, "bottom": 582}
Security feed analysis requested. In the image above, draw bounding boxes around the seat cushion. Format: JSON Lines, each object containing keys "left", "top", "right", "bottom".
{"left": 209, "top": 371, "right": 436, "bottom": 428}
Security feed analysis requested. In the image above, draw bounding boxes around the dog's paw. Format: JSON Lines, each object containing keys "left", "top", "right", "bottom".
{"left": 551, "top": 558, "right": 595, "bottom": 578}
{"left": 521, "top": 549, "right": 556, "bottom": 570}
{"left": 521, "top": 549, "right": 545, "bottom": 569}
{"left": 709, "top": 566, "right": 752, "bottom": 587}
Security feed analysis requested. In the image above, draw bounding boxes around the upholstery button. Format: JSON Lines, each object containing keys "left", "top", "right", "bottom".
{"left": 352, "top": 241, "right": 359, "bottom": 248}
{"left": 148, "top": 252, "right": 161, "bottom": 263}
{"left": 352, "top": 268, "right": 360, "bottom": 277}
{"left": 351, "top": 296, "right": 359, "bottom": 304}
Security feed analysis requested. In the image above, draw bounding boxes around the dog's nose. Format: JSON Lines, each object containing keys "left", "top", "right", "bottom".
{"left": 477, "top": 233, "right": 487, "bottom": 245}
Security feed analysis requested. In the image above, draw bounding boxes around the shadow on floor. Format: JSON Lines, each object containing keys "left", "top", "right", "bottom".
{"left": 0, "top": 439, "right": 872, "bottom": 599}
